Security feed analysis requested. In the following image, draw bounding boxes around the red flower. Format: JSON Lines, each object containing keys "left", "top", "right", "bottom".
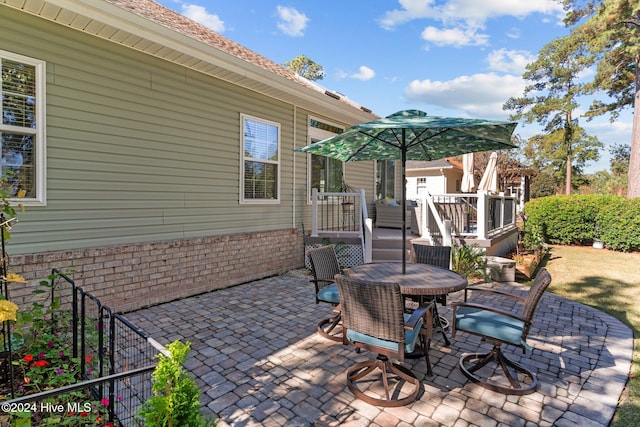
{"left": 30, "top": 360, "right": 49, "bottom": 368}
{"left": 68, "top": 411, "right": 75, "bottom": 416}
{"left": 23, "top": 354, "right": 33, "bottom": 362}
{"left": 85, "top": 355, "right": 92, "bottom": 363}
{"left": 100, "top": 397, "right": 109, "bottom": 406}
{"left": 80, "top": 411, "right": 88, "bottom": 417}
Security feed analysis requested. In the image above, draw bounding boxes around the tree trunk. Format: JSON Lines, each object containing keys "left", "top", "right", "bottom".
{"left": 628, "top": 58, "right": 640, "bottom": 198}
{"left": 566, "top": 155, "right": 572, "bottom": 194}
{"left": 629, "top": 87, "right": 640, "bottom": 197}
{"left": 565, "top": 111, "right": 573, "bottom": 195}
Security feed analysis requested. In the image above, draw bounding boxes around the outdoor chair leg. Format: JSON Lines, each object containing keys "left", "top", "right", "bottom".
{"left": 428, "top": 299, "right": 450, "bottom": 346}
{"left": 459, "top": 345, "right": 538, "bottom": 395}
{"left": 317, "top": 312, "right": 342, "bottom": 342}
{"left": 346, "top": 355, "right": 421, "bottom": 407}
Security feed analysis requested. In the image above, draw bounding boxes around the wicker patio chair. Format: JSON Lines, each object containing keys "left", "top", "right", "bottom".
{"left": 307, "top": 245, "right": 342, "bottom": 342}
{"left": 451, "top": 268, "right": 552, "bottom": 395}
{"left": 411, "top": 243, "right": 453, "bottom": 343}
{"left": 334, "top": 274, "right": 434, "bottom": 407}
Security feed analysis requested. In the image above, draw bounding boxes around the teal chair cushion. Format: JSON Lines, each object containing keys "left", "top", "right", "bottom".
{"left": 317, "top": 283, "right": 340, "bottom": 304}
{"left": 456, "top": 305, "right": 531, "bottom": 351}
{"left": 346, "top": 313, "right": 423, "bottom": 353}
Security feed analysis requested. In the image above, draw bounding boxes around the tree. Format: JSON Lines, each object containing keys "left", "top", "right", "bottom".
{"left": 520, "top": 127, "right": 602, "bottom": 193}
{"left": 530, "top": 170, "right": 558, "bottom": 198}
{"left": 590, "top": 143, "right": 631, "bottom": 195}
{"left": 471, "top": 149, "right": 527, "bottom": 192}
{"left": 283, "top": 54, "right": 325, "bottom": 81}
{"left": 504, "top": 34, "right": 598, "bottom": 194}
{"left": 562, "top": 0, "right": 640, "bottom": 197}
{"left": 610, "top": 143, "right": 631, "bottom": 176}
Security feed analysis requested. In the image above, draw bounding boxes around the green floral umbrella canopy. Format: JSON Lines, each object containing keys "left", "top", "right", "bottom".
{"left": 295, "top": 110, "right": 518, "bottom": 272}
{"left": 296, "top": 110, "right": 517, "bottom": 162}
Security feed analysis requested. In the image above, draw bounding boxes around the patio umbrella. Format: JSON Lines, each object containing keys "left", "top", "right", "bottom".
{"left": 461, "top": 153, "right": 476, "bottom": 193}
{"left": 295, "top": 110, "right": 517, "bottom": 273}
{"left": 478, "top": 151, "right": 499, "bottom": 192}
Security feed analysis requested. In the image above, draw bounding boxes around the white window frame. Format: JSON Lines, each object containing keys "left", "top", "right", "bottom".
{"left": 307, "top": 117, "right": 344, "bottom": 203}
{"left": 240, "top": 113, "right": 280, "bottom": 204}
{"left": 0, "top": 50, "right": 46, "bottom": 206}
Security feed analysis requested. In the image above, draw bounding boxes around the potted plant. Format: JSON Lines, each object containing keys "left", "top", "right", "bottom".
{"left": 334, "top": 181, "right": 356, "bottom": 212}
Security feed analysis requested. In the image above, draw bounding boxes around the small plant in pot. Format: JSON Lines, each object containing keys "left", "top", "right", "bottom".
{"left": 333, "top": 181, "right": 356, "bottom": 212}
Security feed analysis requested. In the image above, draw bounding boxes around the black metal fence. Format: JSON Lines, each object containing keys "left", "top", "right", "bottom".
{"left": 2, "top": 269, "right": 162, "bottom": 426}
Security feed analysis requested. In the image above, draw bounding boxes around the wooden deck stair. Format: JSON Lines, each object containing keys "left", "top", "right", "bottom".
{"left": 371, "top": 228, "right": 423, "bottom": 263}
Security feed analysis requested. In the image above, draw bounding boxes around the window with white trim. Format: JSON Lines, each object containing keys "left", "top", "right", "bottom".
{"left": 241, "top": 114, "right": 280, "bottom": 203}
{"left": 1, "top": 50, "right": 46, "bottom": 205}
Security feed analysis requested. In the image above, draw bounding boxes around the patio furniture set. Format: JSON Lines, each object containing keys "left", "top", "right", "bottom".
{"left": 307, "top": 244, "right": 552, "bottom": 407}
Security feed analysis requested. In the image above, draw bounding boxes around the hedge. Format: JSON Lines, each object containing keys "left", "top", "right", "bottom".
{"left": 523, "top": 194, "right": 640, "bottom": 252}
{"left": 596, "top": 198, "right": 640, "bottom": 252}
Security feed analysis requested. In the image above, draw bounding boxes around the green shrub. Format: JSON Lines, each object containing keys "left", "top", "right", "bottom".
{"left": 523, "top": 194, "right": 639, "bottom": 252}
{"left": 596, "top": 197, "right": 640, "bottom": 252}
{"left": 451, "top": 243, "right": 494, "bottom": 282}
{"left": 139, "top": 341, "right": 215, "bottom": 427}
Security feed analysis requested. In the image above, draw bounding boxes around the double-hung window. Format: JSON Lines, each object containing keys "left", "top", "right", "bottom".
{"left": 1, "top": 50, "right": 46, "bottom": 205}
{"left": 241, "top": 114, "right": 280, "bottom": 203}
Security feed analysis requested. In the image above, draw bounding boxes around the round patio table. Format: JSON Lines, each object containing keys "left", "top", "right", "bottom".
{"left": 345, "top": 262, "right": 467, "bottom": 348}
{"left": 345, "top": 262, "right": 467, "bottom": 296}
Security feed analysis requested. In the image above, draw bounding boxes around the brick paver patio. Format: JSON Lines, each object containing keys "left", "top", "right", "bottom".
{"left": 125, "top": 270, "right": 633, "bottom": 426}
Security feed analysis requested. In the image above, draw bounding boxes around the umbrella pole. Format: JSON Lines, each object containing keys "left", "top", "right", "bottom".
{"left": 402, "top": 129, "right": 407, "bottom": 274}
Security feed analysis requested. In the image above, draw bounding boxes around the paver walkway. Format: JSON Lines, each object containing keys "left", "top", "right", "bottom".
{"left": 125, "top": 270, "right": 633, "bottom": 426}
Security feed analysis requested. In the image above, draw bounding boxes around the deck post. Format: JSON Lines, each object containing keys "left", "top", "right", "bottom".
{"left": 364, "top": 218, "right": 373, "bottom": 263}
{"left": 443, "top": 219, "right": 452, "bottom": 246}
{"left": 311, "top": 188, "right": 318, "bottom": 237}
{"left": 477, "top": 190, "right": 488, "bottom": 239}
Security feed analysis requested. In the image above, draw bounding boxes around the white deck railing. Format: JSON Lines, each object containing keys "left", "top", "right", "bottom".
{"left": 416, "top": 191, "right": 517, "bottom": 243}
{"left": 309, "top": 188, "right": 373, "bottom": 263}
{"left": 308, "top": 189, "right": 515, "bottom": 262}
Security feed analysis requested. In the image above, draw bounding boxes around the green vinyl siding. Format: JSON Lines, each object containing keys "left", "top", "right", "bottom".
{"left": 1, "top": 7, "right": 312, "bottom": 254}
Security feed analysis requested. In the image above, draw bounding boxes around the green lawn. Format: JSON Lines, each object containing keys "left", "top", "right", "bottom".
{"left": 542, "top": 245, "right": 640, "bottom": 426}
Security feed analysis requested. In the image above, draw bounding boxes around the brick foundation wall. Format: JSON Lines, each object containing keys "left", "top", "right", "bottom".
{"left": 6, "top": 229, "right": 305, "bottom": 313}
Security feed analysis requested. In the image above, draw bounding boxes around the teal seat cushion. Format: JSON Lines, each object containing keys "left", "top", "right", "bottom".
{"left": 317, "top": 283, "right": 340, "bottom": 304}
{"left": 346, "top": 314, "right": 423, "bottom": 353}
{"left": 456, "top": 306, "right": 530, "bottom": 351}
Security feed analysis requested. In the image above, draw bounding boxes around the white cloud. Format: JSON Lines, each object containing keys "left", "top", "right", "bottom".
{"left": 276, "top": 6, "right": 308, "bottom": 37}
{"left": 506, "top": 27, "right": 521, "bottom": 39}
{"left": 181, "top": 4, "right": 225, "bottom": 32}
{"left": 379, "top": 0, "right": 563, "bottom": 50}
{"left": 486, "top": 49, "right": 535, "bottom": 74}
{"left": 351, "top": 66, "right": 376, "bottom": 81}
{"left": 404, "top": 73, "right": 526, "bottom": 119}
{"left": 421, "top": 25, "right": 489, "bottom": 47}
{"left": 336, "top": 66, "right": 376, "bottom": 81}
{"left": 380, "top": 0, "right": 563, "bottom": 30}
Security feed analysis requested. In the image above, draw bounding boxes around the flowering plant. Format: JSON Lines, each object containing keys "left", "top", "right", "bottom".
{"left": 3, "top": 274, "right": 115, "bottom": 426}
{"left": 0, "top": 298, "right": 18, "bottom": 322}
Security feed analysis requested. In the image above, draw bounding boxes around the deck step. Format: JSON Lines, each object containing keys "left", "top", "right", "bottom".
{"left": 371, "top": 230, "right": 416, "bottom": 262}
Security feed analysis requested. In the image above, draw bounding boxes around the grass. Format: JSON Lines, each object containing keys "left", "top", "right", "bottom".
{"left": 542, "top": 245, "right": 640, "bottom": 427}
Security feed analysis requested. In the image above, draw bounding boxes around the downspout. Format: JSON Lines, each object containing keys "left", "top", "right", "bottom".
{"left": 292, "top": 105, "right": 297, "bottom": 229}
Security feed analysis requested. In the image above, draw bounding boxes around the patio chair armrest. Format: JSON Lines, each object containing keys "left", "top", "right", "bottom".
{"left": 464, "top": 286, "right": 526, "bottom": 303}
{"left": 404, "top": 302, "right": 434, "bottom": 330}
{"left": 451, "top": 301, "right": 528, "bottom": 324}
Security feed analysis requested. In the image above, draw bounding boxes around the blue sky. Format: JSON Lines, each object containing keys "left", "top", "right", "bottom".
{"left": 156, "top": 0, "right": 634, "bottom": 173}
